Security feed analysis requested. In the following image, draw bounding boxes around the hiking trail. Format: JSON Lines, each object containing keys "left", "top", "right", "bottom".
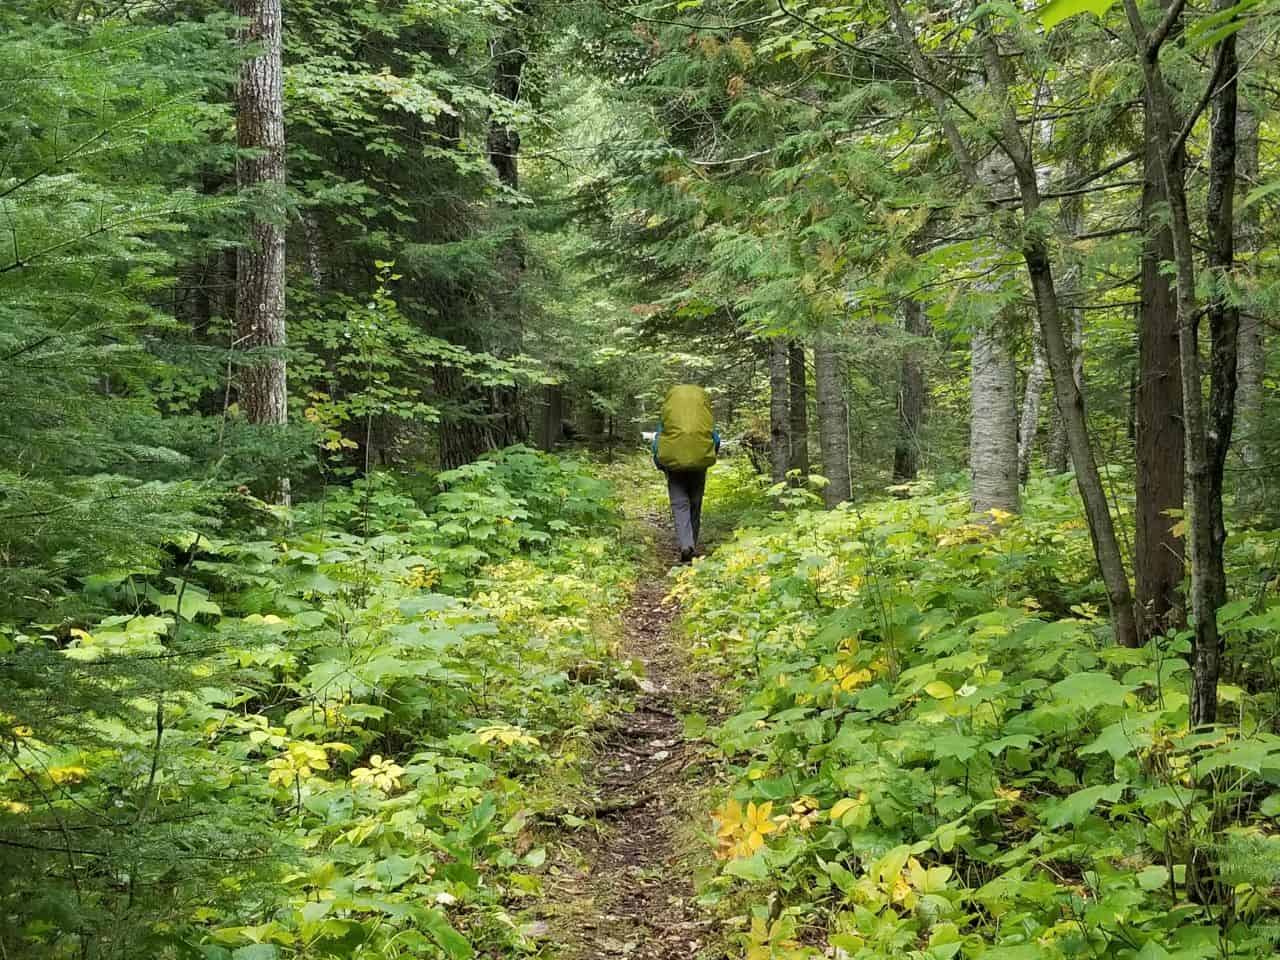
{"left": 537, "top": 515, "right": 723, "bottom": 959}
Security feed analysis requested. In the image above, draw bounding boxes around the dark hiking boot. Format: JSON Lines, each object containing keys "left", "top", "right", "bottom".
{"left": 680, "top": 547, "right": 694, "bottom": 564}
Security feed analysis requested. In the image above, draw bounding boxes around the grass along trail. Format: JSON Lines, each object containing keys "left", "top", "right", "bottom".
{"left": 541, "top": 515, "right": 723, "bottom": 959}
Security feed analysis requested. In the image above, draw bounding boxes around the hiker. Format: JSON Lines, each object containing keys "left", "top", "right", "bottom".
{"left": 651, "top": 384, "right": 720, "bottom": 563}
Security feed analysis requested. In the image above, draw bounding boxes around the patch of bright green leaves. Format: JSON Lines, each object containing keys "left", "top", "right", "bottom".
{"left": 0, "top": 450, "right": 635, "bottom": 958}
{"left": 676, "top": 476, "right": 1280, "bottom": 959}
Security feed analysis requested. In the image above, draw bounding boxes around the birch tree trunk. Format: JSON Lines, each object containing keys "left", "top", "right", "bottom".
{"left": 769, "top": 338, "right": 790, "bottom": 484}
{"left": 235, "top": 0, "right": 287, "bottom": 432}
{"left": 972, "top": 150, "right": 1020, "bottom": 514}
{"left": 1045, "top": 186, "right": 1084, "bottom": 474}
{"left": 1135, "top": 93, "right": 1186, "bottom": 639}
{"left": 893, "top": 297, "right": 928, "bottom": 482}
{"left": 1045, "top": 309, "right": 1083, "bottom": 475}
{"left": 885, "top": 0, "right": 1137, "bottom": 645}
{"left": 814, "top": 330, "right": 851, "bottom": 507}
{"left": 1017, "top": 322, "right": 1047, "bottom": 486}
{"left": 789, "top": 342, "right": 811, "bottom": 479}
{"left": 971, "top": 320, "right": 1020, "bottom": 514}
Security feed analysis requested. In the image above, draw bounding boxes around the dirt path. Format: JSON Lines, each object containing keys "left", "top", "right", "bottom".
{"left": 539, "top": 526, "right": 722, "bottom": 959}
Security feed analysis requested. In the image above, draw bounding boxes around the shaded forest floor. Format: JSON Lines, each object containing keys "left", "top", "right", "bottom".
{"left": 536, "top": 513, "right": 726, "bottom": 959}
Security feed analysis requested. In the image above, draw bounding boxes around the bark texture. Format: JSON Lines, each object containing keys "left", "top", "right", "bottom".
{"left": 892, "top": 0, "right": 1136, "bottom": 645}
{"left": 487, "top": 18, "right": 527, "bottom": 192}
{"left": 970, "top": 145, "right": 1020, "bottom": 514}
{"left": 893, "top": 298, "right": 928, "bottom": 482}
{"left": 1122, "top": 0, "right": 1239, "bottom": 724}
{"left": 539, "top": 384, "right": 564, "bottom": 452}
{"left": 971, "top": 321, "right": 1020, "bottom": 514}
{"left": 1135, "top": 97, "right": 1186, "bottom": 639}
{"left": 1045, "top": 184, "right": 1084, "bottom": 475}
{"left": 1017, "top": 322, "right": 1047, "bottom": 486}
{"left": 1234, "top": 53, "right": 1265, "bottom": 512}
{"left": 1044, "top": 304, "right": 1082, "bottom": 475}
{"left": 435, "top": 365, "right": 499, "bottom": 470}
{"left": 485, "top": 15, "right": 530, "bottom": 450}
{"left": 789, "top": 342, "right": 811, "bottom": 478}
{"left": 814, "top": 331, "right": 852, "bottom": 507}
{"left": 235, "top": 0, "right": 287, "bottom": 429}
{"left": 1199, "top": 5, "right": 1240, "bottom": 724}
{"left": 769, "top": 339, "right": 791, "bottom": 484}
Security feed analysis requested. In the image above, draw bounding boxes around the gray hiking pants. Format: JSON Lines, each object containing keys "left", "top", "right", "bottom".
{"left": 665, "top": 469, "right": 707, "bottom": 553}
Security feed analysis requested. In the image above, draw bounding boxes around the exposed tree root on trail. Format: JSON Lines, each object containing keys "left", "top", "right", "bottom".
{"left": 538, "top": 521, "right": 724, "bottom": 959}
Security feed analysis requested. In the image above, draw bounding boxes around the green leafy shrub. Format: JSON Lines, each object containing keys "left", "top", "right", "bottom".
{"left": 677, "top": 479, "right": 1280, "bottom": 959}
{"left": 0, "top": 457, "right": 636, "bottom": 959}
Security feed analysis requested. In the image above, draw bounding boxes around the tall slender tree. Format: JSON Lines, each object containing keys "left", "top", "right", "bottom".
{"left": 789, "top": 342, "right": 811, "bottom": 479}
{"left": 884, "top": 0, "right": 1138, "bottom": 646}
{"left": 769, "top": 338, "right": 791, "bottom": 483}
{"left": 485, "top": 1, "right": 532, "bottom": 448}
{"left": 1017, "top": 324, "right": 1047, "bottom": 487}
{"left": 1046, "top": 190, "right": 1085, "bottom": 475}
{"left": 1135, "top": 86, "right": 1186, "bottom": 638}
{"left": 234, "top": 0, "right": 288, "bottom": 439}
{"left": 893, "top": 298, "right": 928, "bottom": 483}
{"left": 1121, "top": 0, "right": 1241, "bottom": 723}
{"left": 971, "top": 319, "right": 1021, "bottom": 514}
{"left": 1235, "top": 34, "right": 1265, "bottom": 512}
{"left": 814, "top": 329, "right": 852, "bottom": 507}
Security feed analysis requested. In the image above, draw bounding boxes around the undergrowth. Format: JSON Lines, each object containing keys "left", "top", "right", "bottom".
{"left": 675, "top": 474, "right": 1280, "bottom": 959}
{"left": 1, "top": 447, "right": 639, "bottom": 959}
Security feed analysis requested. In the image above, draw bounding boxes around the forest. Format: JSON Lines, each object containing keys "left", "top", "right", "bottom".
{"left": 3, "top": 0, "right": 1280, "bottom": 957}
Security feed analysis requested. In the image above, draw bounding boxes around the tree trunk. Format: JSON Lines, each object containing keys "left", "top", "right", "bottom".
{"left": 971, "top": 320, "right": 1020, "bottom": 514}
{"left": 302, "top": 212, "right": 324, "bottom": 288}
{"left": 789, "top": 342, "right": 811, "bottom": 479}
{"left": 970, "top": 151, "right": 1020, "bottom": 514}
{"left": 979, "top": 13, "right": 1137, "bottom": 646}
{"left": 539, "top": 384, "right": 563, "bottom": 452}
{"left": 1121, "top": 0, "right": 1238, "bottom": 724}
{"left": 769, "top": 338, "right": 790, "bottom": 484}
{"left": 1200, "top": 3, "right": 1241, "bottom": 723}
{"left": 235, "top": 0, "right": 288, "bottom": 432}
{"left": 1235, "top": 47, "right": 1265, "bottom": 513}
{"left": 1045, "top": 312, "right": 1082, "bottom": 474}
{"left": 893, "top": 298, "right": 928, "bottom": 482}
{"left": 487, "top": 9, "right": 531, "bottom": 450}
{"left": 1046, "top": 185, "right": 1084, "bottom": 475}
{"left": 1135, "top": 99, "right": 1186, "bottom": 640}
{"left": 887, "top": 0, "right": 1139, "bottom": 645}
{"left": 1017, "top": 321, "right": 1047, "bottom": 486}
{"left": 435, "top": 365, "right": 497, "bottom": 469}
{"left": 487, "top": 15, "right": 527, "bottom": 193}
{"left": 814, "top": 330, "right": 852, "bottom": 507}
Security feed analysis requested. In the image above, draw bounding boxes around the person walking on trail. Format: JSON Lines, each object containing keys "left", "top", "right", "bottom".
{"left": 651, "top": 384, "right": 720, "bottom": 564}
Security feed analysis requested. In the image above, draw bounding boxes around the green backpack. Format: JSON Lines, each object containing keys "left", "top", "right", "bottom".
{"left": 656, "top": 385, "right": 717, "bottom": 470}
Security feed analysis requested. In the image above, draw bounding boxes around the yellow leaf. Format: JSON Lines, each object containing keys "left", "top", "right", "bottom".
{"left": 831, "top": 797, "right": 859, "bottom": 820}
{"left": 924, "top": 680, "right": 955, "bottom": 699}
